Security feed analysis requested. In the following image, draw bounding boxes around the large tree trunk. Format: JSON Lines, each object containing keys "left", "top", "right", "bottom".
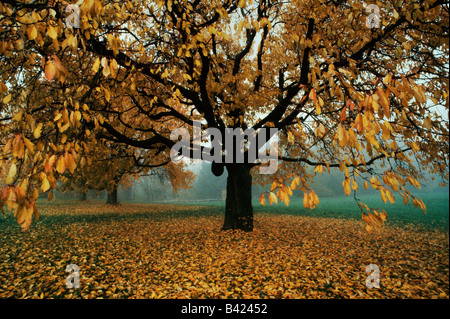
{"left": 106, "top": 187, "right": 119, "bottom": 205}
{"left": 222, "top": 164, "right": 253, "bottom": 232}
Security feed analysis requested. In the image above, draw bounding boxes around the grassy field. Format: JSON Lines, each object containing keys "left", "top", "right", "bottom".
{"left": 257, "top": 192, "right": 449, "bottom": 230}
{"left": 0, "top": 193, "right": 448, "bottom": 299}
{"left": 179, "top": 192, "right": 450, "bottom": 231}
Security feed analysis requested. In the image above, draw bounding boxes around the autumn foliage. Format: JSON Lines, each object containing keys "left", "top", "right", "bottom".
{"left": 0, "top": 202, "right": 448, "bottom": 299}
{"left": 0, "top": 0, "right": 449, "bottom": 231}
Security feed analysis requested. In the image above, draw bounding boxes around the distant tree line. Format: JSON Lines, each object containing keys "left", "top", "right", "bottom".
{"left": 53, "top": 160, "right": 448, "bottom": 204}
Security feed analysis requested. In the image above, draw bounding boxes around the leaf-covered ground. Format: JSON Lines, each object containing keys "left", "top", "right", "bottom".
{"left": 0, "top": 202, "right": 448, "bottom": 299}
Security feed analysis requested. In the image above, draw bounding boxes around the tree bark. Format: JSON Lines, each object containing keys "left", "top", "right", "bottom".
{"left": 79, "top": 191, "right": 87, "bottom": 201}
{"left": 106, "top": 187, "right": 119, "bottom": 205}
{"left": 222, "top": 164, "right": 253, "bottom": 231}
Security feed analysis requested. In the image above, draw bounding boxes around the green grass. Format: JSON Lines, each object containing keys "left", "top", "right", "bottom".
{"left": 171, "top": 192, "right": 449, "bottom": 231}
{"left": 21, "top": 192, "right": 449, "bottom": 232}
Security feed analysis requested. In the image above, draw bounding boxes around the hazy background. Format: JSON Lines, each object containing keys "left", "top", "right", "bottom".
{"left": 54, "top": 160, "right": 449, "bottom": 203}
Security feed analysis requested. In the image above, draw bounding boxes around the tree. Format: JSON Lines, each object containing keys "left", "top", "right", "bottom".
{"left": 59, "top": 141, "right": 138, "bottom": 205}
{"left": 0, "top": 0, "right": 448, "bottom": 232}
{"left": 56, "top": 137, "right": 193, "bottom": 205}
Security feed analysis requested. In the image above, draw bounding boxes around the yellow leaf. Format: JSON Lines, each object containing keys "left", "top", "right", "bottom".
{"left": 15, "top": 205, "right": 27, "bottom": 223}
{"left": 309, "top": 89, "right": 317, "bottom": 105}
{"left": 56, "top": 156, "right": 65, "bottom": 174}
{"left": 423, "top": 116, "right": 432, "bottom": 130}
{"left": 34, "top": 123, "right": 43, "bottom": 139}
{"left": 3, "top": 138, "right": 12, "bottom": 155}
{"left": 277, "top": 188, "right": 285, "bottom": 203}
{"left": 380, "top": 188, "right": 387, "bottom": 204}
{"left": 314, "top": 165, "right": 324, "bottom": 174}
{"left": 287, "top": 186, "right": 293, "bottom": 196}
{"left": 2, "top": 94, "right": 11, "bottom": 104}
{"left": 259, "top": 194, "right": 265, "bottom": 206}
{"left": 92, "top": 57, "right": 100, "bottom": 73}
{"left": 101, "top": 57, "right": 108, "bottom": 68}
{"left": 44, "top": 62, "right": 57, "bottom": 82}
{"left": 12, "top": 137, "right": 24, "bottom": 158}
{"left": 284, "top": 195, "right": 290, "bottom": 207}
{"left": 110, "top": 59, "right": 118, "bottom": 77}
{"left": 60, "top": 122, "right": 70, "bottom": 133}
{"left": 6, "top": 163, "right": 17, "bottom": 184}
{"left": 371, "top": 98, "right": 379, "bottom": 112}
{"left": 386, "top": 190, "right": 395, "bottom": 204}
{"left": 310, "top": 190, "right": 319, "bottom": 206}
{"left": 290, "top": 179, "right": 297, "bottom": 190}
{"left": 288, "top": 131, "right": 294, "bottom": 144}
{"left": 48, "top": 189, "right": 54, "bottom": 201}
{"left": 337, "top": 124, "right": 348, "bottom": 147}
{"left": 65, "top": 153, "right": 77, "bottom": 173}
{"left": 47, "top": 25, "right": 58, "bottom": 39}
{"left": 45, "top": 155, "right": 56, "bottom": 172}
{"left": 23, "top": 137, "right": 34, "bottom": 153}
{"left": 27, "top": 25, "right": 37, "bottom": 40}
{"left": 41, "top": 176, "right": 50, "bottom": 192}
{"left": 410, "top": 141, "right": 420, "bottom": 152}
{"left": 343, "top": 179, "right": 351, "bottom": 196}
{"left": 102, "top": 64, "right": 111, "bottom": 77}
{"left": 75, "top": 111, "right": 82, "bottom": 122}
{"left": 315, "top": 103, "right": 321, "bottom": 115}
{"left": 318, "top": 96, "right": 324, "bottom": 107}
{"left": 303, "top": 192, "right": 309, "bottom": 208}
{"left": 33, "top": 188, "right": 39, "bottom": 200}
{"left": 271, "top": 182, "right": 277, "bottom": 192}
{"left": 54, "top": 113, "right": 62, "bottom": 122}
{"left": 104, "top": 88, "right": 111, "bottom": 102}
{"left": 370, "top": 176, "right": 380, "bottom": 189}
{"left": 268, "top": 192, "right": 277, "bottom": 205}
{"left": 12, "top": 110, "right": 23, "bottom": 122}
{"left": 412, "top": 85, "right": 427, "bottom": 104}
{"left": 16, "top": 186, "right": 26, "bottom": 200}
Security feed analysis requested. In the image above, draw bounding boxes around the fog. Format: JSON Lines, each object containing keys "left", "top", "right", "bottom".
{"left": 54, "top": 161, "right": 448, "bottom": 204}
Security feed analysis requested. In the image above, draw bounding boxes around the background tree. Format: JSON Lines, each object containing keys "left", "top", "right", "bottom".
{"left": 56, "top": 141, "right": 136, "bottom": 205}
{"left": 57, "top": 137, "right": 194, "bottom": 205}
{"left": 0, "top": 0, "right": 448, "bottom": 232}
